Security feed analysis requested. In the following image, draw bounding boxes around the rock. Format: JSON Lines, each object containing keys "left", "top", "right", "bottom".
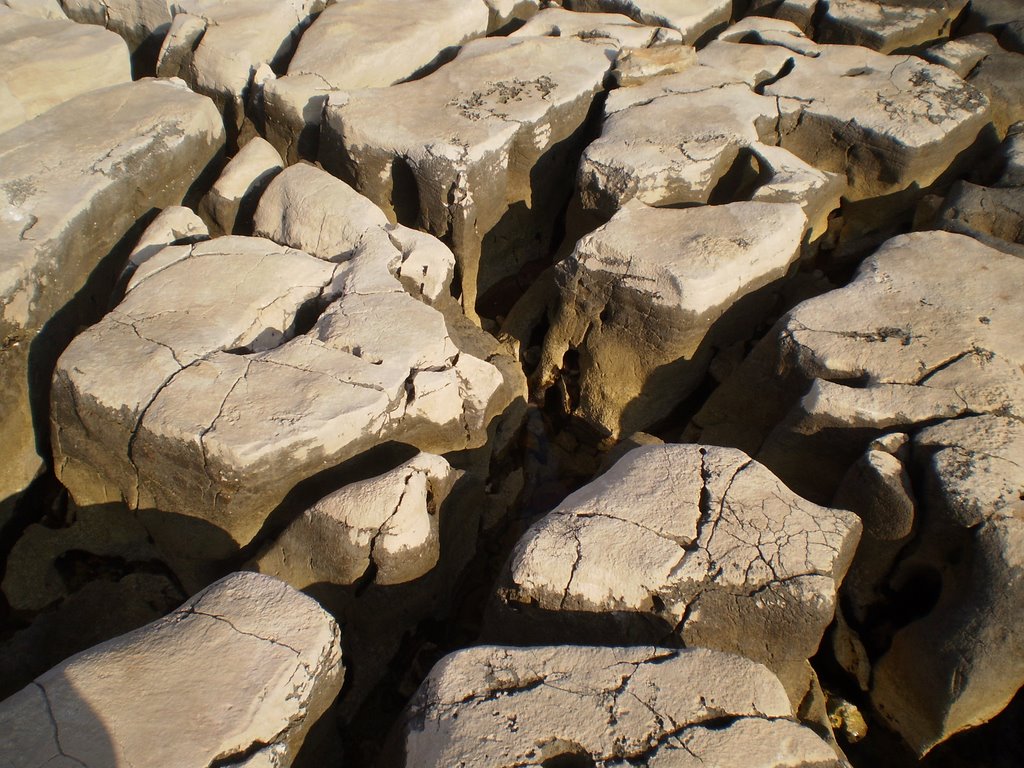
{"left": 60, "top": 0, "right": 172, "bottom": 62}
{"left": 153, "top": 0, "right": 327, "bottom": 135}
{"left": 690, "top": 231, "right": 1024, "bottom": 505}
{"left": 320, "top": 35, "right": 612, "bottom": 320}
{"left": 0, "top": 9, "right": 130, "bottom": 134}
{"left": 482, "top": 0, "right": 540, "bottom": 31}
{"left": 511, "top": 6, "right": 683, "bottom": 47}
{"left": 765, "top": 43, "right": 991, "bottom": 201}
{"left": 53, "top": 167, "right": 522, "bottom": 575}
{"left": 921, "top": 32, "right": 1002, "bottom": 77}
{"left": 0, "top": 571, "right": 344, "bottom": 767}
{"left": 386, "top": 644, "right": 842, "bottom": 767}
{"left": 816, "top": 0, "right": 966, "bottom": 53}
{"left": 496, "top": 444, "right": 861, "bottom": 705}
{"left": 937, "top": 180, "right": 1024, "bottom": 248}
{"left": 254, "top": 453, "right": 458, "bottom": 589}
{"left": 611, "top": 42, "right": 698, "bottom": 85}
{"left": 122, "top": 205, "right": 210, "bottom": 283}
{"left": 869, "top": 415, "right": 1024, "bottom": 754}
{"left": 534, "top": 200, "right": 807, "bottom": 438}
{"left": 0, "top": 0, "right": 65, "bottom": 19}
{"left": 963, "top": 48, "right": 1024, "bottom": 137}
{"left": 260, "top": 0, "right": 490, "bottom": 162}
{"left": 717, "top": 15, "right": 824, "bottom": 56}
{"left": 199, "top": 137, "right": 284, "bottom": 236}
{"left": 998, "top": 123, "right": 1024, "bottom": 186}
{"left": 0, "top": 78, "right": 224, "bottom": 527}
{"left": 564, "top": 0, "right": 733, "bottom": 44}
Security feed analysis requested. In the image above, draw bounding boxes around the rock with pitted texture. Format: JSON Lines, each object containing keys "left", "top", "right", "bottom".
{"left": 320, "top": 35, "right": 612, "bottom": 320}
{"left": 0, "top": 571, "right": 343, "bottom": 767}
{"left": 0, "top": 8, "right": 130, "bottom": 134}
{"left": 564, "top": 0, "right": 733, "bottom": 44}
{"left": 496, "top": 444, "right": 861, "bottom": 707}
{"left": 534, "top": 200, "right": 806, "bottom": 438}
{"left": 385, "top": 644, "right": 842, "bottom": 767}
{"left": 260, "top": 0, "right": 490, "bottom": 162}
{"left": 511, "top": 6, "right": 682, "bottom": 47}
{"left": 0, "top": 78, "right": 224, "bottom": 528}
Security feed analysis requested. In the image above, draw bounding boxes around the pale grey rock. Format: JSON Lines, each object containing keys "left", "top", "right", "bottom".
{"left": 870, "top": 416, "right": 1024, "bottom": 754}
{"left": 60, "top": 0, "right": 172, "bottom": 57}
{"left": 0, "top": 78, "right": 223, "bottom": 526}
{"left": 511, "top": 6, "right": 683, "bottom": 47}
{"left": 535, "top": 201, "right": 807, "bottom": 438}
{"left": 254, "top": 453, "right": 459, "bottom": 589}
{"left": 388, "top": 644, "right": 841, "bottom": 767}
{"left": 482, "top": 0, "right": 540, "bottom": 31}
{"left": 0, "top": 572, "right": 344, "bottom": 767}
{"left": 564, "top": 0, "right": 733, "bottom": 44}
{"left": 998, "top": 123, "right": 1024, "bottom": 186}
{"left": 260, "top": 0, "right": 489, "bottom": 162}
{"left": 320, "top": 36, "right": 612, "bottom": 319}
{"left": 689, "top": 231, "right": 1024, "bottom": 504}
{"left": 611, "top": 42, "right": 697, "bottom": 85}
{"left": 921, "top": 32, "right": 1002, "bottom": 77}
{"left": 0, "top": 9, "right": 130, "bottom": 134}
{"left": 716, "top": 16, "right": 824, "bottom": 56}
{"left": 937, "top": 180, "right": 1024, "bottom": 248}
{"left": 0, "top": 0, "right": 65, "bottom": 18}
{"left": 963, "top": 47, "right": 1024, "bottom": 136}
{"left": 498, "top": 444, "right": 861, "bottom": 704}
{"left": 123, "top": 205, "right": 209, "bottom": 281}
{"left": 199, "top": 136, "right": 283, "bottom": 236}
{"left": 153, "top": 12, "right": 207, "bottom": 80}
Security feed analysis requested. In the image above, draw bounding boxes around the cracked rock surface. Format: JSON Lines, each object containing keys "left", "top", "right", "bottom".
{"left": 0, "top": 571, "right": 343, "bottom": 767}
{"left": 0, "top": 77, "right": 224, "bottom": 527}
{"left": 320, "top": 35, "right": 612, "bottom": 319}
{"left": 564, "top": 0, "right": 734, "bottom": 44}
{"left": 497, "top": 444, "right": 861, "bottom": 704}
{"left": 534, "top": 200, "right": 807, "bottom": 437}
{"left": 385, "top": 644, "right": 842, "bottom": 767}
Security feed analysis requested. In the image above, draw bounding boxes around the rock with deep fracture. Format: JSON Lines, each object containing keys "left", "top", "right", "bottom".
{"left": 495, "top": 444, "right": 861, "bottom": 706}
{"left": 0, "top": 78, "right": 224, "bottom": 528}
{"left": 0, "top": 571, "right": 343, "bottom": 767}
{"left": 511, "top": 6, "right": 683, "bottom": 47}
{"left": 564, "top": 0, "right": 733, "bottom": 44}
{"left": 534, "top": 200, "right": 807, "bottom": 438}
{"left": 383, "top": 644, "right": 843, "bottom": 767}
{"left": 260, "top": 0, "right": 490, "bottom": 163}
{"left": 0, "top": 7, "right": 130, "bottom": 134}
{"left": 320, "top": 35, "right": 612, "bottom": 319}
{"left": 199, "top": 136, "right": 284, "bottom": 236}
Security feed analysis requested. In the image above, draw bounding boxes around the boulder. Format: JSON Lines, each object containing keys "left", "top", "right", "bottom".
{"left": 564, "top": 0, "right": 733, "bottom": 44}
{"left": 689, "top": 231, "right": 1024, "bottom": 504}
{"left": 60, "top": 0, "right": 172, "bottom": 61}
{"left": 199, "top": 136, "right": 283, "bottom": 236}
{"left": 0, "top": 8, "right": 130, "bottom": 134}
{"left": 962, "top": 48, "right": 1024, "bottom": 137}
{"left": 481, "top": 0, "right": 540, "bottom": 31}
{"left": 611, "top": 42, "right": 698, "bottom": 85}
{"left": 0, "top": 78, "right": 224, "bottom": 527}
{"left": 52, "top": 166, "right": 523, "bottom": 576}
{"left": 511, "top": 6, "right": 683, "bottom": 47}
{"left": 998, "top": 123, "right": 1024, "bottom": 186}
{"left": 921, "top": 32, "right": 1002, "bottom": 77}
{"left": 0, "top": 0, "right": 65, "bottom": 18}
{"left": 496, "top": 444, "right": 861, "bottom": 705}
{"left": 0, "top": 571, "right": 344, "bottom": 767}
{"left": 534, "top": 200, "right": 807, "bottom": 438}
{"left": 260, "top": 0, "right": 490, "bottom": 162}
{"left": 122, "top": 205, "right": 210, "bottom": 283}
{"left": 385, "top": 644, "right": 842, "bottom": 767}
{"left": 937, "top": 180, "right": 1024, "bottom": 248}
{"left": 320, "top": 36, "right": 612, "bottom": 320}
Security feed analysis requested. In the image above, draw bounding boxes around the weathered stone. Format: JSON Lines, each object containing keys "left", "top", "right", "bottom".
{"left": 260, "top": 0, "right": 490, "bottom": 162}
{"left": 0, "top": 78, "right": 224, "bottom": 524}
{"left": 320, "top": 36, "right": 612, "bottom": 319}
{"left": 963, "top": 48, "right": 1024, "bottom": 136}
{"left": 497, "top": 444, "right": 861, "bottom": 705}
{"left": 564, "top": 0, "right": 733, "bottom": 44}
{"left": 611, "top": 42, "right": 698, "bottom": 85}
{"left": 0, "top": 9, "right": 130, "bottom": 134}
{"left": 386, "top": 644, "right": 841, "bottom": 767}
{"left": 998, "top": 123, "right": 1024, "bottom": 186}
{"left": 254, "top": 453, "right": 458, "bottom": 589}
{"left": 153, "top": 0, "right": 327, "bottom": 134}
{"left": 688, "top": 230, "right": 1024, "bottom": 502}
{"left": 123, "top": 205, "right": 209, "bottom": 283}
{"left": 921, "top": 32, "right": 1002, "bottom": 77}
{"left": 511, "top": 6, "right": 683, "bottom": 47}
{"left": 0, "top": 0, "right": 65, "bottom": 19}
{"left": 937, "top": 180, "right": 1024, "bottom": 248}
{"left": 482, "top": 0, "right": 540, "bottom": 31}
{"left": 535, "top": 200, "right": 806, "bottom": 438}
{"left": 819, "top": 0, "right": 966, "bottom": 53}
{"left": 199, "top": 136, "right": 283, "bottom": 236}
{"left": 717, "top": 15, "right": 824, "bottom": 56}
{"left": 0, "top": 571, "right": 344, "bottom": 767}
{"left": 869, "top": 415, "right": 1024, "bottom": 754}
{"left": 60, "top": 0, "right": 172, "bottom": 59}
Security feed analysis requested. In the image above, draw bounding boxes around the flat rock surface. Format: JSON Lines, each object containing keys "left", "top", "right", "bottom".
{"left": 0, "top": 571, "right": 344, "bottom": 767}
{"left": 564, "top": 0, "right": 733, "bottom": 43}
{"left": 389, "top": 644, "right": 841, "bottom": 767}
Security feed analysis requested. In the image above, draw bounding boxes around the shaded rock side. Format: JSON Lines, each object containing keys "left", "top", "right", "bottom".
{"left": 0, "top": 571, "right": 343, "bottom": 767}
{"left": 0, "top": 77, "right": 224, "bottom": 523}
{"left": 496, "top": 443, "right": 861, "bottom": 704}
{"left": 385, "top": 644, "right": 842, "bottom": 767}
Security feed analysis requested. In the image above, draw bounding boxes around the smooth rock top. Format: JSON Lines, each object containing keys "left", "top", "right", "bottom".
{"left": 0, "top": 571, "right": 344, "bottom": 767}
{"left": 565, "top": 0, "right": 733, "bottom": 43}
{"left": 391, "top": 644, "right": 841, "bottom": 767}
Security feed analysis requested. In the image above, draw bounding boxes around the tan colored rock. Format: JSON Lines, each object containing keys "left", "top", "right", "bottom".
{"left": 482, "top": 0, "right": 540, "bottom": 31}
{"left": 199, "top": 136, "right": 283, "bottom": 236}
{"left": 963, "top": 47, "right": 1024, "bottom": 136}
{"left": 0, "top": 572, "right": 344, "bottom": 767}
{"left": 123, "top": 205, "right": 209, "bottom": 283}
{"left": 937, "top": 180, "right": 1024, "bottom": 250}
{"left": 0, "top": 78, "right": 223, "bottom": 528}
{"left": 60, "top": 0, "right": 172, "bottom": 58}
{"left": 564, "top": 0, "right": 733, "bottom": 44}
{"left": 388, "top": 645, "right": 841, "bottom": 767}
{"left": 817, "top": 0, "right": 966, "bottom": 53}
{"left": 320, "top": 36, "right": 612, "bottom": 319}
{"left": 998, "top": 123, "right": 1024, "bottom": 186}
{"left": 260, "top": 0, "right": 490, "bottom": 162}
{"left": 511, "top": 6, "right": 683, "bottom": 47}
{"left": 535, "top": 200, "right": 806, "bottom": 438}
{"left": 611, "top": 42, "right": 697, "bottom": 85}
{"left": 497, "top": 444, "right": 860, "bottom": 704}
{"left": 921, "top": 32, "right": 1002, "bottom": 77}
{"left": 0, "top": 0, "right": 65, "bottom": 19}
{"left": 0, "top": 9, "right": 130, "bottom": 134}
